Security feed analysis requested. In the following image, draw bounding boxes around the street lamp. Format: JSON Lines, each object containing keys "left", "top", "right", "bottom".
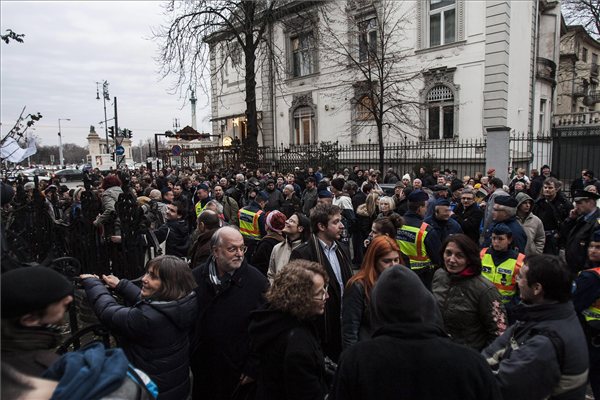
{"left": 96, "top": 80, "right": 110, "bottom": 154}
{"left": 58, "top": 118, "right": 70, "bottom": 169}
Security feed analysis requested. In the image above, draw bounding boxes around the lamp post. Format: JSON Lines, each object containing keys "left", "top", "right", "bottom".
{"left": 96, "top": 80, "right": 110, "bottom": 154}
{"left": 58, "top": 118, "right": 70, "bottom": 168}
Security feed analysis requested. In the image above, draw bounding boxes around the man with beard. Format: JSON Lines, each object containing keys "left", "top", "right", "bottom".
{"left": 290, "top": 204, "right": 353, "bottom": 362}
{"left": 532, "top": 177, "right": 573, "bottom": 255}
{"left": 190, "top": 227, "right": 268, "bottom": 400}
{"left": 213, "top": 184, "right": 239, "bottom": 225}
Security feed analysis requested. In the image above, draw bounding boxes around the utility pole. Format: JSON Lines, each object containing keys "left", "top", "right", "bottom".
{"left": 96, "top": 81, "right": 110, "bottom": 154}
{"left": 58, "top": 118, "right": 70, "bottom": 168}
{"left": 113, "top": 96, "right": 120, "bottom": 167}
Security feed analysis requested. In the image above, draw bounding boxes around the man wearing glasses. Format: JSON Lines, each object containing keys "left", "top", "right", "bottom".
{"left": 190, "top": 226, "right": 269, "bottom": 400}
{"left": 452, "top": 188, "right": 484, "bottom": 245}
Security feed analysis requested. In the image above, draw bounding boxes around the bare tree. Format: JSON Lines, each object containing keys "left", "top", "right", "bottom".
{"left": 318, "top": 0, "right": 424, "bottom": 172}
{"left": 153, "top": 0, "right": 282, "bottom": 168}
{"left": 562, "top": 0, "right": 600, "bottom": 38}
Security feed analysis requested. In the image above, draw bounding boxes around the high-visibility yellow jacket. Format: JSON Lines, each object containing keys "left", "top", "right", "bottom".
{"left": 480, "top": 248, "right": 525, "bottom": 304}
{"left": 238, "top": 208, "right": 263, "bottom": 240}
{"left": 396, "top": 222, "right": 432, "bottom": 270}
{"left": 581, "top": 267, "right": 600, "bottom": 323}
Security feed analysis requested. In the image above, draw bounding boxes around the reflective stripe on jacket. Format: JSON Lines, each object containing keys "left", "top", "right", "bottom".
{"left": 238, "top": 208, "right": 263, "bottom": 240}
{"left": 480, "top": 248, "right": 525, "bottom": 303}
{"left": 396, "top": 222, "right": 431, "bottom": 270}
{"left": 582, "top": 267, "right": 600, "bottom": 322}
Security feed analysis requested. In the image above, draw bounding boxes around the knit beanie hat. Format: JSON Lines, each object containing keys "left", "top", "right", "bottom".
{"left": 402, "top": 174, "right": 411, "bottom": 181}
{"left": 265, "top": 210, "right": 286, "bottom": 234}
{"left": 1, "top": 266, "right": 73, "bottom": 319}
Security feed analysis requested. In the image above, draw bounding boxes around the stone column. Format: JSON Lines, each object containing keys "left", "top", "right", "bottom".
{"left": 486, "top": 126, "right": 510, "bottom": 183}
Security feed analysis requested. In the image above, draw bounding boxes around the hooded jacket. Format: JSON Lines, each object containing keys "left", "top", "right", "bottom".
{"left": 515, "top": 192, "right": 545, "bottom": 256}
{"left": 482, "top": 302, "right": 589, "bottom": 400}
{"left": 82, "top": 278, "right": 198, "bottom": 400}
{"left": 249, "top": 308, "right": 328, "bottom": 400}
{"left": 330, "top": 266, "right": 502, "bottom": 400}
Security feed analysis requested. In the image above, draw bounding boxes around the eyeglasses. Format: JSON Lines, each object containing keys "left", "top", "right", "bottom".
{"left": 286, "top": 218, "right": 298, "bottom": 225}
{"left": 313, "top": 285, "right": 329, "bottom": 301}
{"left": 461, "top": 197, "right": 474, "bottom": 201}
{"left": 224, "top": 246, "right": 248, "bottom": 254}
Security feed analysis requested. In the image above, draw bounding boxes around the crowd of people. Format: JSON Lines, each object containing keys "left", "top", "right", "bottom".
{"left": 1, "top": 161, "right": 599, "bottom": 400}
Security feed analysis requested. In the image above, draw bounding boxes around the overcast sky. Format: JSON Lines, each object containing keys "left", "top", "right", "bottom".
{"left": 1, "top": 1, "right": 211, "bottom": 149}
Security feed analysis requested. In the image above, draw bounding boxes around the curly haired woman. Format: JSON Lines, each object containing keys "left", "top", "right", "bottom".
{"left": 249, "top": 259, "right": 330, "bottom": 400}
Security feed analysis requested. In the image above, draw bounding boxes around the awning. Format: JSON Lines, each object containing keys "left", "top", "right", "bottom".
{"left": 209, "top": 111, "right": 262, "bottom": 122}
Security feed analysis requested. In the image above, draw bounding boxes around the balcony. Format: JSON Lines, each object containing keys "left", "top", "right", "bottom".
{"left": 553, "top": 111, "right": 600, "bottom": 127}
{"left": 536, "top": 57, "right": 556, "bottom": 85}
{"left": 572, "top": 83, "right": 589, "bottom": 97}
{"left": 586, "top": 90, "right": 600, "bottom": 104}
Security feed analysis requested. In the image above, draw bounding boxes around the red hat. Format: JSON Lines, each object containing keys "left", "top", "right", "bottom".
{"left": 487, "top": 168, "right": 495, "bottom": 175}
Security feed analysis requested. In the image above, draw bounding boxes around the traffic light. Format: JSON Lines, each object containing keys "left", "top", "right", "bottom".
{"left": 110, "top": 153, "right": 115, "bottom": 161}
{"left": 108, "top": 126, "right": 115, "bottom": 139}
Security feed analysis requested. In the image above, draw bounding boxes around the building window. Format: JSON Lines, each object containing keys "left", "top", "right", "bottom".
{"left": 293, "top": 106, "right": 315, "bottom": 144}
{"left": 539, "top": 99, "right": 546, "bottom": 134}
{"left": 230, "top": 43, "right": 242, "bottom": 68}
{"left": 427, "top": 85, "right": 454, "bottom": 139}
{"left": 356, "top": 95, "right": 374, "bottom": 120}
{"left": 582, "top": 47, "right": 588, "bottom": 63}
{"left": 429, "top": 0, "right": 456, "bottom": 47}
{"left": 359, "top": 18, "right": 378, "bottom": 62}
{"left": 291, "top": 32, "right": 316, "bottom": 77}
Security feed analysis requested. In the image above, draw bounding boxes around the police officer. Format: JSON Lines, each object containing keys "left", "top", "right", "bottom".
{"left": 481, "top": 195, "right": 528, "bottom": 254}
{"left": 573, "top": 229, "right": 600, "bottom": 399}
{"left": 480, "top": 223, "right": 525, "bottom": 321}
{"left": 561, "top": 190, "right": 600, "bottom": 274}
{"left": 194, "top": 183, "right": 212, "bottom": 217}
{"left": 238, "top": 189, "right": 268, "bottom": 261}
{"left": 395, "top": 190, "right": 442, "bottom": 290}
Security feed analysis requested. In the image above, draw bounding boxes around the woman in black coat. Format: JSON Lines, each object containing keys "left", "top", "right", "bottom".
{"left": 249, "top": 259, "right": 330, "bottom": 400}
{"left": 80, "top": 255, "right": 199, "bottom": 400}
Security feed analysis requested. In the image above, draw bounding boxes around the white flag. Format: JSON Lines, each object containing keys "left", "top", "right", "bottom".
{"left": 0, "top": 137, "right": 37, "bottom": 163}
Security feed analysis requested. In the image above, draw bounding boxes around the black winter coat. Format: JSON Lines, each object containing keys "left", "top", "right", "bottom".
{"left": 82, "top": 278, "right": 198, "bottom": 400}
{"left": 252, "top": 233, "right": 284, "bottom": 276}
{"left": 153, "top": 219, "right": 190, "bottom": 258}
{"left": 190, "top": 259, "right": 269, "bottom": 400}
{"left": 561, "top": 208, "right": 600, "bottom": 274}
{"left": 290, "top": 235, "right": 353, "bottom": 362}
{"left": 452, "top": 202, "right": 484, "bottom": 245}
{"left": 249, "top": 308, "right": 328, "bottom": 400}
{"left": 330, "top": 323, "right": 501, "bottom": 400}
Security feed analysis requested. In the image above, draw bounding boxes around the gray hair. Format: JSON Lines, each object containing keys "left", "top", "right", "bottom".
{"left": 235, "top": 173, "right": 245, "bottom": 182}
{"left": 210, "top": 226, "right": 241, "bottom": 249}
{"left": 543, "top": 177, "right": 562, "bottom": 190}
{"left": 284, "top": 184, "right": 295, "bottom": 192}
{"left": 379, "top": 196, "right": 396, "bottom": 209}
{"left": 206, "top": 199, "right": 224, "bottom": 214}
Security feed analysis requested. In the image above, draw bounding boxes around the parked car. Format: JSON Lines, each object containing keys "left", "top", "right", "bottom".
{"left": 6, "top": 168, "right": 51, "bottom": 183}
{"left": 379, "top": 183, "right": 397, "bottom": 196}
{"left": 53, "top": 168, "right": 83, "bottom": 182}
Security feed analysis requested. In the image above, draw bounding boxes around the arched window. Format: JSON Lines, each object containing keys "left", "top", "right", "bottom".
{"left": 427, "top": 85, "right": 454, "bottom": 139}
{"left": 293, "top": 106, "right": 315, "bottom": 144}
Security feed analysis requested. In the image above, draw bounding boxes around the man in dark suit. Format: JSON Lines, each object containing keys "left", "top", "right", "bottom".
{"left": 290, "top": 203, "right": 353, "bottom": 362}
